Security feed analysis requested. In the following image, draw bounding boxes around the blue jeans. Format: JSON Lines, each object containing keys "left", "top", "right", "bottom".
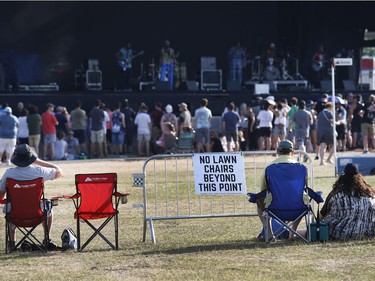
{"left": 160, "top": 63, "right": 174, "bottom": 89}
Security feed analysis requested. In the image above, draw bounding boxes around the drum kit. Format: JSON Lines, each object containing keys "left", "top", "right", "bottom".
{"left": 248, "top": 55, "right": 304, "bottom": 81}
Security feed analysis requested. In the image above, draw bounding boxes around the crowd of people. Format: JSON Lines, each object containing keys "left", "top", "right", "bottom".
{"left": 0, "top": 91, "right": 374, "bottom": 163}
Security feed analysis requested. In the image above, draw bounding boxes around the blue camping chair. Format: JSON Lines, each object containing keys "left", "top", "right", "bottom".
{"left": 248, "top": 163, "right": 324, "bottom": 242}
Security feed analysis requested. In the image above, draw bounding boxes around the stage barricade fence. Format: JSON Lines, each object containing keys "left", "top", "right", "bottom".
{"left": 133, "top": 150, "right": 314, "bottom": 243}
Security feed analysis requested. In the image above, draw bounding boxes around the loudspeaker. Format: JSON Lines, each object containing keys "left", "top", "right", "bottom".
{"left": 343, "top": 80, "right": 356, "bottom": 91}
{"left": 155, "top": 81, "right": 170, "bottom": 91}
{"left": 186, "top": 80, "right": 199, "bottom": 91}
{"left": 201, "top": 57, "right": 216, "bottom": 70}
{"left": 226, "top": 81, "right": 241, "bottom": 91}
{"left": 320, "top": 80, "right": 332, "bottom": 91}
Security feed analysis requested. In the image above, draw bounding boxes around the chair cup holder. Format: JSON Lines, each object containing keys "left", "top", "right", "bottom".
{"left": 51, "top": 200, "right": 59, "bottom": 207}
{"left": 121, "top": 196, "right": 128, "bottom": 204}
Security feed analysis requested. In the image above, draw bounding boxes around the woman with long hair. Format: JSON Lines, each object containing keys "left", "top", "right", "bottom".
{"left": 320, "top": 163, "right": 375, "bottom": 240}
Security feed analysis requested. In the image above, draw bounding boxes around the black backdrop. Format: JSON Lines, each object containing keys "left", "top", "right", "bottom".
{"left": 0, "top": 1, "right": 372, "bottom": 90}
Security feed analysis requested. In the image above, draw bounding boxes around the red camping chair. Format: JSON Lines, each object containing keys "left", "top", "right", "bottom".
{"left": 65, "top": 173, "right": 130, "bottom": 251}
{"left": 1, "top": 178, "right": 49, "bottom": 253}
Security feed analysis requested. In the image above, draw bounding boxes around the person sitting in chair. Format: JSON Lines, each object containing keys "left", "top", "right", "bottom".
{"left": 319, "top": 163, "right": 375, "bottom": 240}
{"left": 256, "top": 140, "right": 308, "bottom": 240}
{"left": 0, "top": 144, "right": 63, "bottom": 250}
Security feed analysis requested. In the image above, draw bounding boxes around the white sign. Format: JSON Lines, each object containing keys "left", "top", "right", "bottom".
{"left": 334, "top": 58, "right": 353, "bottom": 66}
{"left": 193, "top": 153, "right": 247, "bottom": 195}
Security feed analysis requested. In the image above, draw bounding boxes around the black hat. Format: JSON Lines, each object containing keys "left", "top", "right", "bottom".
{"left": 344, "top": 163, "right": 359, "bottom": 176}
{"left": 11, "top": 144, "right": 37, "bottom": 167}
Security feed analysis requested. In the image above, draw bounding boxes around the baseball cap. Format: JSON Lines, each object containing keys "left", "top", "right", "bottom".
{"left": 277, "top": 140, "right": 294, "bottom": 152}
{"left": 4, "top": 107, "right": 12, "bottom": 114}
{"left": 46, "top": 103, "right": 55, "bottom": 108}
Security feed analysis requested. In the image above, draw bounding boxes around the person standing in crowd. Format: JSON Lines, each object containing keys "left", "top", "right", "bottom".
{"left": 111, "top": 101, "right": 126, "bottom": 157}
{"left": 89, "top": 99, "right": 104, "bottom": 158}
{"left": 272, "top": 101, "right": 288, "bottom": 150}
{"left": 178, "top": 102, "right": 192, "bottom": 133}
{"left": 194, "top": 98, "right": 212, "bottom": 153}
{"left": 134, "top": 103, "right": 152, "bottom": 157}
{"left": 289, "top": 100, "right": 313, "bottom": 161}
{"left": 227, "top": 42, "right": 246, "bottom": 85}
{"left": 320, "top": 163, "right": 375, "bottom": 240}
{"left": 17, "top": 108, "right": 29, "bottom": 145}
{"left": 55, "top": 106, "right": 69, "bottom": 135}
{"left": 257, "top": 99, "right": 275, "bottom": 151}
{"left": 316, "top": 102, "right": 335, "bottom": 165}
{"left": 336, "top": 100, "right": 347, "bottom": 152}
{"left": 359, "top": 94, "right": 375, "bottom": 154}
{"left": 70, "top": 101, "right": 87, "bottom": 155}
{"left": 159, "top": 40, "right": 176, "bottom": 90}
{"left": 222, "top": 102, "right": 240, "bottom": 152}
{"left": 348, "top": 94, "right": 363, "bottom": 151}
{"left": 41, "top": 103, "right": 58, "bottom": 160}
{"left": 27, "top": 105, "right": 42, "bottom": 156}
{"left": 121, "top": 99, "right": 136, "bottom": 154}
{"left": 150, "top": 102, "right": 164, "bottom": 154}
{"left": 287, "top": 97, "right": 298, "bottom": 145}
{"left": 0, "top": 107, "right": 18, "bottom": 165}
{"left": 100, "top": 102, "right": 110, "bottom": 157}
{"left": 160, "top": 104, "right": 178, "bottom": 134}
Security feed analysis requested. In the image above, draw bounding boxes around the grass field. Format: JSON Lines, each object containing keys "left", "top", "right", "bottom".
{"left": 0, "top": 154, "right": 375, "bottom": 281}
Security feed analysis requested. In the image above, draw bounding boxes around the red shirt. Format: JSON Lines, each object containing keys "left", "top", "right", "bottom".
{"left": 42, "top": 111, "right": 58, "bottom": 135}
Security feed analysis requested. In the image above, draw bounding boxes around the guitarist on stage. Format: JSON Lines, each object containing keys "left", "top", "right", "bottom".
{"left": 116, "top": 43, "right": 134, "bottom": 91}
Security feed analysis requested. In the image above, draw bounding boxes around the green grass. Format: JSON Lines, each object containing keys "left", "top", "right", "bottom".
{"left": 0, "top": 156, "right": 375, "bottom": 281}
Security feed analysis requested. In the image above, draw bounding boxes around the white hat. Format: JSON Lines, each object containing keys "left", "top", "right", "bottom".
{"left": 4, "top": 107, "right": 12, "bottom": 114}
{"left": 165, "top": 104, "right": 173, "bottom": 113}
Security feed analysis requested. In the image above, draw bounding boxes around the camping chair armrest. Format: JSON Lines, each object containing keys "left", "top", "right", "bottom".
{"left": 114, "top": 192, "right": 130, "bottom": 204}
{"left": 247, "top": 190, "right": 266, "bottom": 203}
{"left": 61, "top": 193, "right": 81, "bottom": 200}
{"left": 306, "top": 187, "right": 324, "bottom": 203}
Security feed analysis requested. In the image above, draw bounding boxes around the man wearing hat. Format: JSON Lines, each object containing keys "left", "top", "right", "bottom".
{"left": 256, "top": 140, "right": 307, "bottom": 240}
{"left": 0, "top": 106, "right": 18, "bottom": 165}
{"left": 0, "top": 144, "right": 63, "bottom": 249}
{"left": 178, "top": 102, "right": 192, "bottom": 132}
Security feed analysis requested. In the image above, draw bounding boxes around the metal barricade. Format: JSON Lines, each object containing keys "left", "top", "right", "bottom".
{"left": 134, "top": 151, "right": 314, "bottom": 243}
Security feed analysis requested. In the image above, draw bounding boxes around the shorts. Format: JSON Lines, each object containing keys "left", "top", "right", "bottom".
{"left": 361, "top": 123, "right": 374, "bottom": 137}
{"left": 4, "top": 199, "right": 53, "bottom": 216}
{"left": 258, "top": 127, "right": 272, "bottom": 138}
{"left": 195, "top": 128, "right": 210, "bottom": 145}
{"left": 273, "top": 124, "right": 286, "bottom": 136}
{"left": 0, "top": 138, "right": 16, "bottom": 154}
{"left": 43, "top": 134, "right": 56, "bottom": 145}
{"left": 137, "top": 133, "right": 151, "bottom": 142}
{"left": 112, "top": 132, "right": 125, "bottom": 145}
{"left": 225, "top": 131, "right": 238, "bottom": 143}
{"left": 73, "top": 129, "right": 86, "bottom": 144}
{"left": 90, "top": 130, "right": 104, "bottom": 144}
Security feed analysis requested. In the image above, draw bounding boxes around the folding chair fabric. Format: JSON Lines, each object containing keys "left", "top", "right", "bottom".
{"left": 4, "top": 177, "right": 49, "bottom": 253}
{"left": 248, "top": 163, "right": 324, "bottom": 242}
{"left": 67, "top": 173, "right": 129, "bottom": 251}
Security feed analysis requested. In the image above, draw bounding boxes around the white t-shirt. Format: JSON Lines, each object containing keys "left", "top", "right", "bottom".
{"left": 257, "top": 110, "right": 274, "bottom": 128}
{"left": 17, "top": 116, "right": 29, "bottom": 138}
{"left": 134, "top": 112, "right": 151, "bottom": 134}
{"left": 194, "top": 107, "right": 212, "bottom": 129}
